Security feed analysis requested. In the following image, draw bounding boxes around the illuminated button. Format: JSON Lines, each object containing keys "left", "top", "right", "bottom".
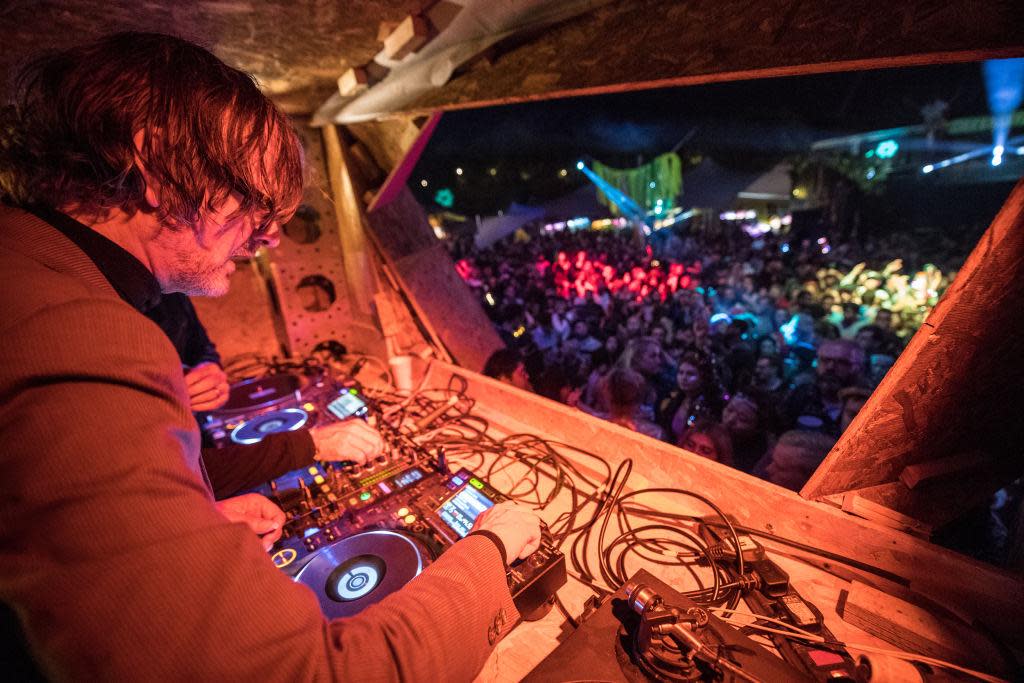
{"left": 271, "top": 548, "right": 297, "bottom": 568}
{"left": 313, "top": 474, "right": 325, "bottom": 485}
{"left": 403, "top": 514, "right": 416, "bottom": 525}
{"left": 397, "top": 507, "right": 410, "bottom": 517}
{"left": 348, "top": 497, "right": 358, "bottom": 506}
{"left": 303, "top": 402, "right": 316, "bottom": 412}
{"left": 320, "top": 484, "right": 331, "bottom": 493}
{"left": 307, "top": 466, "right": 319, "bottom": 475}
{"left": 469, "top": 478, "right": 484, "bottom": 490}
{"left": 359, "top": 491, "right": 372, "bottom": 501}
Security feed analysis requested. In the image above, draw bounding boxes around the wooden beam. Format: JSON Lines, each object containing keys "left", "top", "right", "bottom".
{"left": 400, "top": 0, "right": 1023, "bottom": 115}
{"left": 900, "top": 451, "right": 991, "bottom": 489}
{"left": 803, "top": 179, "right": 1024, "bottom": 500}
{"left": 419, "top": 360, "right": 1024, "bottom": 650}
{"left": 840, "top": 493, "right": 931, "bottom": 539}
{"left": 837, "top": 581, "right": 1011, "bottom": 676}
{"left": 321, "top": 124, "right": 378, "bottom": 321}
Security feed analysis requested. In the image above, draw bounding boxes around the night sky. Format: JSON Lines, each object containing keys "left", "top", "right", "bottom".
{"left": 411, "top": 60, "right": 1021, "bottom": 216}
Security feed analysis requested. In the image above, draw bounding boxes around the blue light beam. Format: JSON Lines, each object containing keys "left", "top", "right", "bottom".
{"left": 576, "top": 161, "right": 649, "bottom": 226}
{"left": 983, "top": 58, "right": 1024, "bottom": 151}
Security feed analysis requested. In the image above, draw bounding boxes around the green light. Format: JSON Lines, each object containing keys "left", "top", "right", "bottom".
{"left": 359, "top": 491, "right": 371, "bottom": 501}
{"left": 349, "top": 388, "right": 358, "bottom": 394}
{"left": 469, "top": 477, "right": 484, "bottom": 490}
{"left": 434, "top": 188, "right": 454, "bottom": 208}
{"left": 875, "top": 140, "right": 899, "bottom": 159}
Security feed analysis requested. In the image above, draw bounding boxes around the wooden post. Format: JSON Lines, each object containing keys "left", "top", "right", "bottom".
{"left": 321, "top": 124, "right": 378, "bottom": 322}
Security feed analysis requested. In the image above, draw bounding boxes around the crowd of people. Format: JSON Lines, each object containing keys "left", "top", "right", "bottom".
{"left": 463, "top": 220, "right": 965, "bottom": 491}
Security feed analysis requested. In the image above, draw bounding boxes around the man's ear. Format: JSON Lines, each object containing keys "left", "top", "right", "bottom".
{"left": 132, "top": 129, "right": 160, "bottom": 210}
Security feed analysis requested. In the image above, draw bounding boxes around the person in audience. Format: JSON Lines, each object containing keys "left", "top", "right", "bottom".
{"left": 483, "top": 348, "right": 533, "bottom": 390}
{"left": 781, "top": 340, "right": 865, "bottom": 436}
{"left": 678, "top": 420, "right": 734, "bottom": 466}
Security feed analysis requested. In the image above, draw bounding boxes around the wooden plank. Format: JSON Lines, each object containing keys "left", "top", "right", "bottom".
{"left": 900, "top": 451, "right": 991, "bottom": 489}
{"left": 381, "top": 15, "right": 430, "bottom": 61}
{"left": 840, "top": 493, "right": 932, "bottom": 539}
{"left": 837, "top": 580, "right": 1010, "bottom": 676}
{"left": 802, "top": 179, "right": 1024, "bottom": 500}
{"left": 419, "top": 360, "right": 1024, "bottom": 651}
{"left": 337, "top": 66, "right": 369, "bottom": 97}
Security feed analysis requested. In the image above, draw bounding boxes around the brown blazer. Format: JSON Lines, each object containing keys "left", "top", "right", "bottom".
{"left": 0, "top": 206, "right": 518, "bottom": 681}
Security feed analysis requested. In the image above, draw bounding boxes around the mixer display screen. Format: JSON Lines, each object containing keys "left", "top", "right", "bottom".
{"left": 437, "top": 485, "right": 495, "bottom": 538}
{"left": 327, "top": 392, "right": 367, "bottom": 420}
{"left": 394, "top": 469, "right": 424, "bottom": 488}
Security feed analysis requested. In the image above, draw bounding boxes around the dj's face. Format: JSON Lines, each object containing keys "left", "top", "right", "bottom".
{"left": 158, "top": 191, "right": 282, "bottom": 297}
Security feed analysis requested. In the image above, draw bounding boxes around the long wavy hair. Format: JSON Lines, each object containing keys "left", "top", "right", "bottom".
{"left": 0, "top": 32, "right": 303, "bottom": 232}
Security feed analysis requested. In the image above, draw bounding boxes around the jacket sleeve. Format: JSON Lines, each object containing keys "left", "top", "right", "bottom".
{"left": 202, "top": 430, "right": 316, "bottom": 499}
{"left": 0, "top": 297, "right": 518, "bottom": 682}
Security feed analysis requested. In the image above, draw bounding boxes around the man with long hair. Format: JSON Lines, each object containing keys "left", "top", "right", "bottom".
{"left": 0, "top": 32, "right": 538, "bottom": 680}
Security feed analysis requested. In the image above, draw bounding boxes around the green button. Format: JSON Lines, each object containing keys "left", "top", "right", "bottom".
{"left": 469, "top": 478, "right": 484, "bottom": 490}
{"left": 359, "top": 491, "right": 372, "bottom": 501}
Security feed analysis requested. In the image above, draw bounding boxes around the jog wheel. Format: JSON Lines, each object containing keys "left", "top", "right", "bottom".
{"left": 230, "top": 408, "right": 308, "bottom": 444}
{"left": 294, "top": 530, "right": 428, "bottom": 619}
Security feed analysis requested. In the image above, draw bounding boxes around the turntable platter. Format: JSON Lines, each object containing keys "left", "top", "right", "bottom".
{"left": 294, "top": 530, "right": 428, "bottom": 619}
{"left": 218, "top": 373, "right": 304, "bottom": 414}
{"left": 230, "top": 408, "right": 309, "bottom": 445}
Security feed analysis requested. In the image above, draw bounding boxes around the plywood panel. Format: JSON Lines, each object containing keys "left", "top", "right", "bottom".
{"left": 366, "top": 188, "right": 503, "bottom": 371}
{"left": 802, "top": 180, "right": 1024, "bottom": 501}
{"left": 403, "top": 0, "right": 1023, "bottom": 115}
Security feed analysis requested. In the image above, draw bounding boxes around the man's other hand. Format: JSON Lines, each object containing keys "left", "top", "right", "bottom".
{"left": 214, "top": 493, "right": 285, "bottom": 551}
{"left": 184, "top": 361, "right": 229, "bottom": 411}
{"left": 310, "top": 420, "right": 384, "bottom": 466}
{"left": 473, "top": 501, "right": 542, "bottom": 561}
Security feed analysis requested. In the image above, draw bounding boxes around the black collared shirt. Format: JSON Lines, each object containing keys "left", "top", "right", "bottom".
{"left": 29, "top": 206, "right": 219, "bottom": 367}
{"left": 29, "top": 205, "right": 162, "bottom": 313}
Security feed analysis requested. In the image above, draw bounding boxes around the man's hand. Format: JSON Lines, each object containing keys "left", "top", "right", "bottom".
{"left": 310, "top": 419, "right": 384, "bottom": 466}
{"left": 472, "top": 501, "right": 542, "bottom": 561}
{"left": 184, "top": 361, "right": 229, "bottom": 411}
{"left": 214, "top": 493, "right": 285, "bottom": 551}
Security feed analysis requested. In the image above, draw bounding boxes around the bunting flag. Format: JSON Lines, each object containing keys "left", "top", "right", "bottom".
{"left": 592, "top": 152, "right": 682, "bottom": 216}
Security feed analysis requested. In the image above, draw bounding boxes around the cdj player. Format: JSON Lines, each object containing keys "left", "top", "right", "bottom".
{"left": 200, "top": 372, "right": 368, "bottom": 447}
{"left": 260, "top": 460, "right": 566, "bottom": 622}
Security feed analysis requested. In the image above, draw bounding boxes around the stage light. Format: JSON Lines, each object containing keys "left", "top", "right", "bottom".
{"left": 865, "top": 168, "right": 876, "bottom": 180}
{"left": 488, "top": 167, "right": 497, "bottom": 176}
{"left": 420, "top": 179, "right": 428, "bottom": 187}
{"left": 648, "top": 181, "right": 656, "bottom": 189}
{"left": 922, "top": 164, "right": 934, "bottom": 174}
{"left": 576, "top": 161, "right": 584, "bottom": 170}
{"left": 875, "top": 139, "right": 899, "bottom": 159}
{"left": 559, "top": 169, "right": 568, "bottom": 177}
{"left": 1018, "top": 146, "right": 1024, "bottom": 155}
{"left": 455, "top": 167, "right": 463, "bottom": 175}
{"left": 991, "top": 144, "right": 1004, "bottom": 166}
